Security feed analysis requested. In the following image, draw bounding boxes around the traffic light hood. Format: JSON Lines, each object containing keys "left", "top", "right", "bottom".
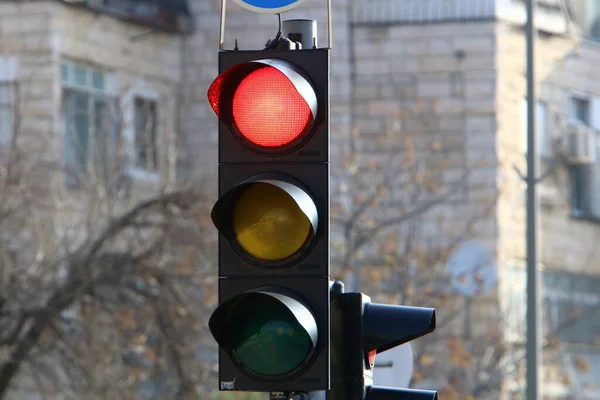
{"left": 363, "top": 304, "right": 436, "bottom": 354}
{"left": 365, "top": 387, "right": 438, "bottom": 400}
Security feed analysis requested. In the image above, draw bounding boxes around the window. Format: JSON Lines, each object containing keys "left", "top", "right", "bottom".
{"left": 543, "top": 270, "right": 600, "bottom": 345}
{"left": 569, "top": 166, "right": 590, "bottom": 217}
{"left": 61, "top": 61, "right": 118, "bottom": 187}
{"left": 503, "top": 264, "right": 527, "bottom": 340}
{"left": 0, "top": 81, "right": 14, "bottom": 146}
{"left": 0, "top": 56, "right": 18, "bottom": 146}
{"left": 520, "top": 99, "right": 548, "bottom": 157}
{"left": 134, "top": 97, "right": 159, "bottom": 172}
{"left": 568, "top": 95, "right": 592, "bottom": 217}
{"left": 570, "top": 96, "right": 590, "bottom": 124}
{"left": 121, "top": 87, "right": 162, "bottom": 182}
{"left": 504, "top": 265, "right": 600, "bottom": 345}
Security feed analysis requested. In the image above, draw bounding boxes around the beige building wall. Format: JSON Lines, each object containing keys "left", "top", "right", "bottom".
{"left": 0, "top": 1, "right": 184, "bottom": 188}
{"left": 495, "top": 22, "right": 600, "bottom": 398}
{"left": 496, "top": 24, "right": 600, "bottom": 275}
{"left": 0, "top": 2, "right": 55, "bottom": 168}
{"left": 0, "top": 3, "right": 187, "bottom": 397}
{"left": 54, "top": 4, "right": 183, "bottom": 188}
{"left": 353, "top": 15, "right": 600, "bottom": 396}
{"left": 352, "top": 21, "right": 500, "bottom": 253}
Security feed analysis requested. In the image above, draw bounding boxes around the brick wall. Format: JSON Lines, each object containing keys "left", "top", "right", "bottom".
{"left": 351, "top": 21, "right": 499, "bottom": 251}
{"left": 0, "top": 3, "right": 191, "bottom": 397}
{"left": 0, "top": 2, "right": 55, "bottom": 166}
{"left": 495, "top": 24, "right": 600, "bottom": 398}
{"left": 0, "top": 1, "right": 184, "bottom": 188}
{"left": 55, "top": 4, "right": 183, "bottom": 187}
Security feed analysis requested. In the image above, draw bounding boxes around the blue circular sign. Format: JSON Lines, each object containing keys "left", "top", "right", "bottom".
{"left": 232, "top": 0, "right": 307, "bottom": 14}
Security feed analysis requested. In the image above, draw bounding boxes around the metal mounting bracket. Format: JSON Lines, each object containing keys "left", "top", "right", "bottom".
{"left": 219, "top": 0, "right": 333, "bottom": 50}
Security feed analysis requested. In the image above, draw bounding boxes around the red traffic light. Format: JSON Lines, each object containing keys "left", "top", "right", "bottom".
{"left": 208, "top": 59, "right": 318, "bottom": 151}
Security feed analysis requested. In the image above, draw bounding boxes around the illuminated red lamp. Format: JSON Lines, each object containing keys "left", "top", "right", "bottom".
{"left": 208, "top": 59, "right": 318, "bottom": 150}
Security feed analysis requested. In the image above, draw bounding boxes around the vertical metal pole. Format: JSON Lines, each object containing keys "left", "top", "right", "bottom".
{"left": 326, "top": 0, "right": 333, "bottom": 48}
{"left": 219, "top": 0, "right": 227, "bottom": 50}
{"left": 525, "top": 0, "right": 541, "bottom": 399}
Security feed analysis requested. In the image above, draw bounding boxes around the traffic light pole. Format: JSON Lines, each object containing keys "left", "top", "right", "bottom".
{"left": 525, "top": 0, "right": 541, "bottom": 399}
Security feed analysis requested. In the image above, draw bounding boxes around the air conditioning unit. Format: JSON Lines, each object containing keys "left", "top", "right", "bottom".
{"left": 565, "top": 122, "right": 597, "bottom": 164}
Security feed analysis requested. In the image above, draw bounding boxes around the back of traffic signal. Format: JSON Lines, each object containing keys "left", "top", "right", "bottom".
{"left": 205, "top": 16, "right": 438, "bottom": 399}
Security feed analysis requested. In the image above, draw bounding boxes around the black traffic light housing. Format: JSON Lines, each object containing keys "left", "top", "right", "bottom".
{"left": 330, "top": 292, "right": 438, "bottom": 400}
{"left": 208, "top": 47, "right": 330, "bottom": 394}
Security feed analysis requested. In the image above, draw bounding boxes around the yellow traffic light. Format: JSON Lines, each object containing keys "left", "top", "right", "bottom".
{"left": 233, "top": 183, "right": 313, "bottom": 261}
{"left": 212, "top": 174, "right": 318, "bottom": 267}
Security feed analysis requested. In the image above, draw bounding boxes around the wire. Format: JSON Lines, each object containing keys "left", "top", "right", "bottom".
{"left": 264, "top": 13, "right": 283, "bottom": 50}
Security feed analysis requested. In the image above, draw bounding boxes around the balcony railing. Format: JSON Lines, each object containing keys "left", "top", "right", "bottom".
{"left": 352, "top": 0, "right": 496, "bottom": 24}
{"left": 351, "top": 0, "right": 568, "bottom": 34}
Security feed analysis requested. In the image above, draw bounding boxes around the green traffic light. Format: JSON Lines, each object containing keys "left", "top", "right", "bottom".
{"left": 209, "top": 287, "right": 318, "bottom": 378}
{"left": 231, "top": 293, "right": 313, "bottom": 375}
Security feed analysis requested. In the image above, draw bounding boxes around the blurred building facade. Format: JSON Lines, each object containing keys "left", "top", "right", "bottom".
{"left": 0, "top": 1, "right": 190, "bottom": 398}
{"left": 1, "top": 0, "right": 600, "bottom": 399}
{"left": 350, "top": 0, "right": 600, "bottom": 398}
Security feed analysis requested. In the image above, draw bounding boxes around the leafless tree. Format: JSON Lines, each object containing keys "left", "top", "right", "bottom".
{"left": 329, "top": 81, "right": 600, "bottom": 399}
{"left": 330, "top": 92, "right": 504, "bottom": 398}
{"left": 0, "top": 76, "right": 218, "bottom": 399}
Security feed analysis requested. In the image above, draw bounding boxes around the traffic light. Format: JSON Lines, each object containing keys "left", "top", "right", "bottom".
{"left": 330, "top": 292, "right": 438, "bottom": 400}
{"left": 207, "top": 48, "right": 330, "bottom": 393}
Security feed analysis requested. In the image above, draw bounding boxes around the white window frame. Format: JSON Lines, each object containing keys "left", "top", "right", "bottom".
{"left": 0, "top": 56, "right": 18, "bottom": 146}
{"left": 520, "top": 98, "right": 549, "bottom": 157}
{"left": 61, "top": 60, "right": 118, "bottom": 186}
{"left": 61, "top": 60, "right": 118, "bottom": 94}
{"left": 503, "top": 264, "right": 600, "bottom": 345}
{"left": 566, "top": 92, "right": 596, "bottom": 218}
{"left": 543, "top": 273, "right": 600, "bottom": 345}
{"left": 121, "top": 86, "right": 161, "bottom": 183}
{"left": 501, "top": 263, "right": 527, "bottom": 342}
{"left": 568, "top": 91, "right": 591, "bottom": 124}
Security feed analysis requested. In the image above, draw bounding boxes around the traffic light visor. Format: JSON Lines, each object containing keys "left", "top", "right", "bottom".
{"left": 208, "top": 59, "right": 318, "bottom": 151}
{"left": 365, "top": 387, "right": 438, "bottom": 400}
{"left": 212, "top": 173, "right": 319, "bottom": 265}
{"left": 209, "top": 287, "right": 318, "bottom": 377}
{"left": 363, "top": 304, "right": 436, "bottom": 354}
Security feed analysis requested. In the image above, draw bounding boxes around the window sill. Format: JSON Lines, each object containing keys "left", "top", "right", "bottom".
{"left": 126, "top": 167, "right": 161, "bottom": 184}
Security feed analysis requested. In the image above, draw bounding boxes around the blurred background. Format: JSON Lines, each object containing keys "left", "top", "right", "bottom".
{"left": 0, "top": 0, "right": 599, "bottom": 399}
